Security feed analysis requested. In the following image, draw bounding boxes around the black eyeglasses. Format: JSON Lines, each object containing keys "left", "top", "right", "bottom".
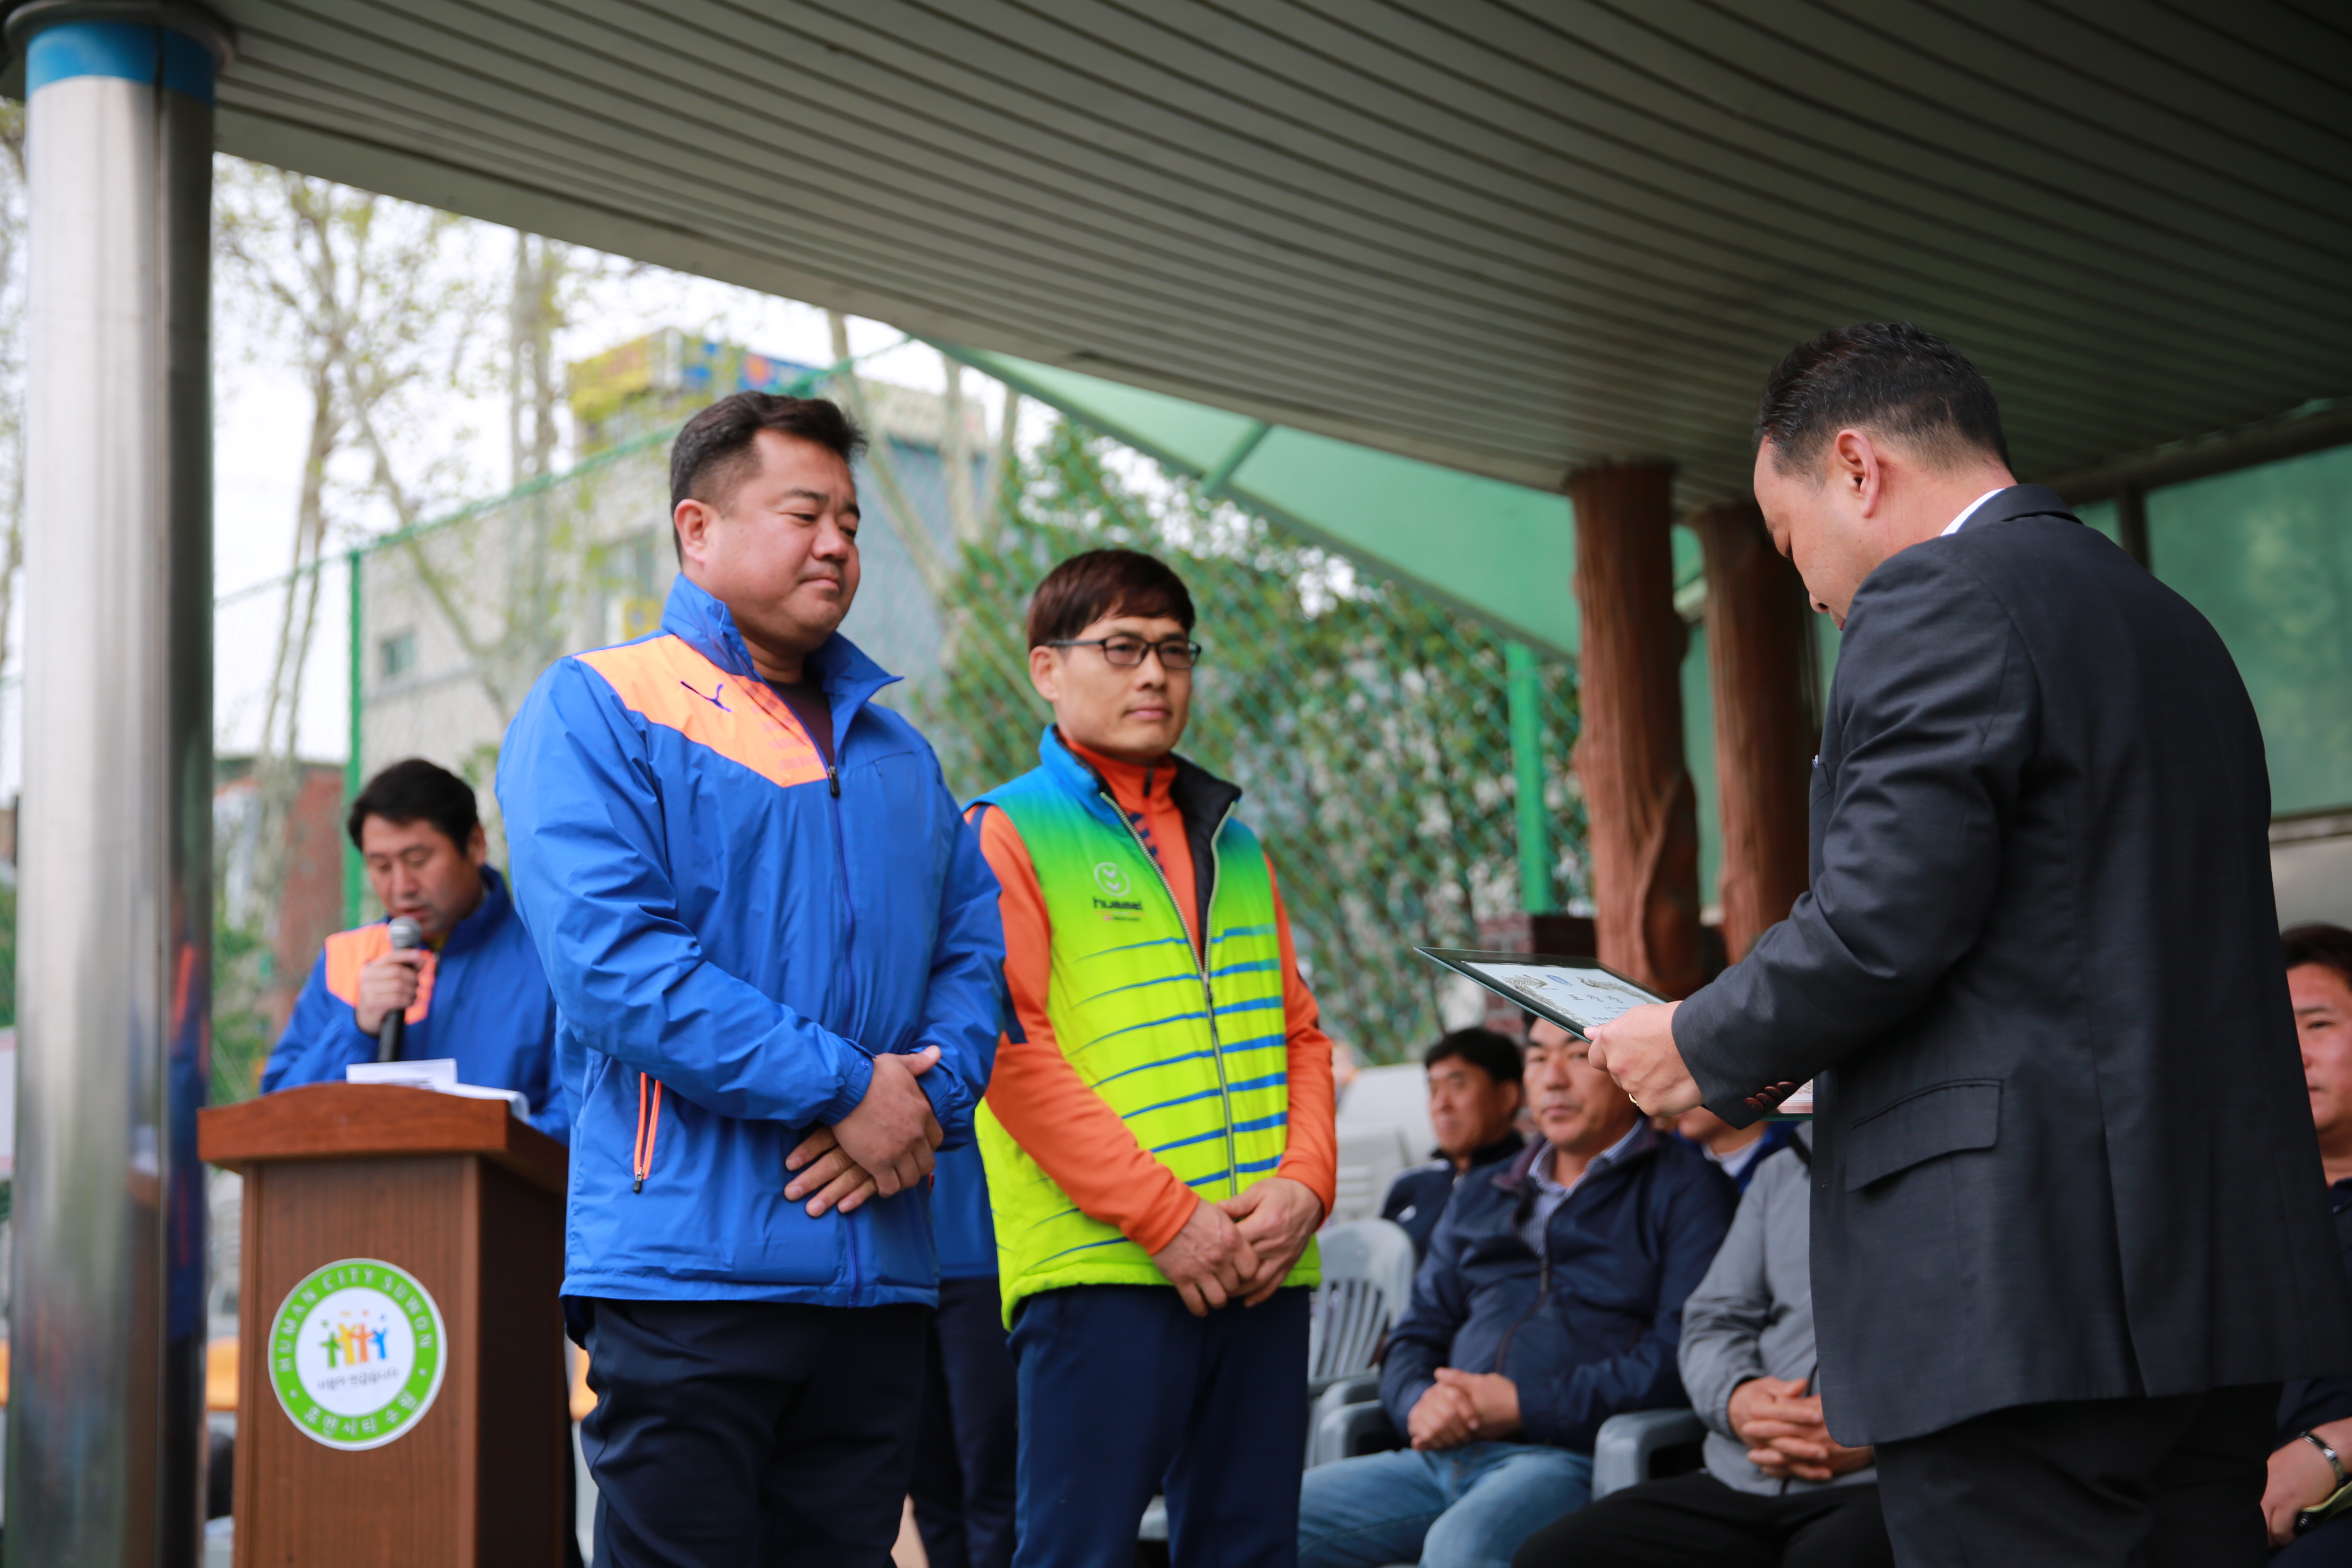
{"left": 1047, "top": 636, "right": 1204, "bottom": 670}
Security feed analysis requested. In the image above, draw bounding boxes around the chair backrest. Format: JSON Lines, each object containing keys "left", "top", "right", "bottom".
{"left": 1328, "top": 1125, "right": 1416, "bottom": 1225}
{"left": 1306, "top": 1218, "right": 1419, "bottom": 1389}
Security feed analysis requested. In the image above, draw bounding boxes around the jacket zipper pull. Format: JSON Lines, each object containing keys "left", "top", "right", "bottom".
{"left": 828, "top": 763, "right": 840, "bottom": 798}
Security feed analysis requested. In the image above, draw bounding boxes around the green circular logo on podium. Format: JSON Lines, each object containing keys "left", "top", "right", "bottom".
{"left": 269, "top": 1258, "right": 447, "bottom": 1450}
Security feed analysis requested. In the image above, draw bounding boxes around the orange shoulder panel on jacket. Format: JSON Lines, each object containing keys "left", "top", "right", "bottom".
{"left": 576, "top": 636, "right": 829, "bottom": 790}
{"left": 322, "top": 926, "right": 437, "bottom": 1024}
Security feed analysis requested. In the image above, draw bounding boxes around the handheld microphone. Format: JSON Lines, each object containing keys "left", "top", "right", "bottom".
{"left": 377, "top": 916, "right": 423, "bottom": 1063}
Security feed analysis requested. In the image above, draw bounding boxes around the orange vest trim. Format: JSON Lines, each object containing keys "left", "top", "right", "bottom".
{"left": 322, "top": 925, "right": 437, "bottom": 1024}
{"left": 576, "top": 636, "right": 830, "bottom": 791}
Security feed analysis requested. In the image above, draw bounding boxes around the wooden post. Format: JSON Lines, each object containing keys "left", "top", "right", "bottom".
{"left": 1567, "top": 462, "right": 1706, "bottom": 998}
{"left": 1692, "top": 500, "right": 1816, "bottom": 962}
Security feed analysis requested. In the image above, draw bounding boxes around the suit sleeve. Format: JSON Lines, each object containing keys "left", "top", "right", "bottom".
{"left": 1266, "top": 856, "right": 1338, "bottom": 1216}
{"left": 1512, "top": 1164, "right": 1738, "bottom": 1448}
{"left": 1675, "top": 551, "right": 2038, "bottom": 1123}
{"left": 907, "top": 774, "right": 1006, "bottom": 1150}
{"left": 258, "top": 952, "right": 376, "bottom": 1093}
{"left": 1676, "top": 1156, "right": 1780, "bottom": 1442}
{"left": 495, "top": 658, "right": 877, "bottom": 1125}
{"left": 973, "top": 805, "right": 1202, "bottom": 1253}
{"left": 1380, "top": 1203, "right": 1477, "bottom": 1431}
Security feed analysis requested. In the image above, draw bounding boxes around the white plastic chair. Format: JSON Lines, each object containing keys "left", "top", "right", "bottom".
{"left": 1307, "top": 1218, "right": 1418, "bottom": 1393}
{"left": 1591, "top": 1409, "right": 1708, "bottom": 1497}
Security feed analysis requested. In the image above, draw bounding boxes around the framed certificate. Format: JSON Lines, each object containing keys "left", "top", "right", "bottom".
{"left": 1415, "top": 948, "right": 1815, "bottom": 1117}
{"left": 1415, "top": 949, "right": 1666, "bottom": 1040}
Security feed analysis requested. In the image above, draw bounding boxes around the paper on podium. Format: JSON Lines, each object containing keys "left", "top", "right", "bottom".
{"left": 347, "top": 1058, "right": 529, "bottom": 1118}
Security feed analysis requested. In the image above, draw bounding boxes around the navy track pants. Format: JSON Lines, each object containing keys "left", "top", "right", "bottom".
{"left": 569, "top": 1295, "right": 927, "bottom": 1568}
{"left": 1009, "top": 1283, "right": 1310, "bottom": 1568}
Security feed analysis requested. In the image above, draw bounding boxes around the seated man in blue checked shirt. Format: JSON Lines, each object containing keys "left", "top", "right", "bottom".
{"left": 1297, "top": 1019, "right": 1736, "bottom": 1568}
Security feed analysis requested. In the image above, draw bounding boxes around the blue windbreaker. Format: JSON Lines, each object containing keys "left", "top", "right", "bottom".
{"left": 932, "top": 1142, "right": 999, "bottom": 1281}
{"left": 259, "top": 866, "right": 567, "bottom": 1141}
{"left": 496, "top": 575, "right": 1004, "bottom": 1306}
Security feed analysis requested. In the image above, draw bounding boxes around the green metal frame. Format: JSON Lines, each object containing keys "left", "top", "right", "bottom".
{"left": 1504, "top": 641, "right": 1556, "bottom": 914}
{"left": 344, "top": 545, "right": 365, "bottom": 927}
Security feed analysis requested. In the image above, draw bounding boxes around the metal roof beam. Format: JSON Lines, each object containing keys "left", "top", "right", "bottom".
{"left": 2042, "top": 399, "right": 2352, "bottom": 506}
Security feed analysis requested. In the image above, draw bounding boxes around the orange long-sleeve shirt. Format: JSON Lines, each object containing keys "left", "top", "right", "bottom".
{"left": 973, "top": 741, "right": 1338, "bottom": 1255}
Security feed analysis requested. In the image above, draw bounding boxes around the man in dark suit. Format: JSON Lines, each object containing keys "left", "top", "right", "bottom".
{"left": 1588, "top": 322, "right": 2352, "bottom": 1566}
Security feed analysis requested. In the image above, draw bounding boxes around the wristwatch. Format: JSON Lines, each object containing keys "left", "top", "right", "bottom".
{"left": 2301, "top": 1430, "right": 2348, "bottom": 1491}
{"left": 2296, "top": 1431, "right": 2352, "bottom": 1537}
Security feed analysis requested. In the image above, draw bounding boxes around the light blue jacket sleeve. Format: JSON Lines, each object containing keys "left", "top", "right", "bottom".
{"left": 497, "top": 658, "right": 878, "bottom": 1125}
{"left": 907, "top": 775, "right": 1006, "bottom": 1151}
{"left": 258, "top": 952, "right": 376, "bottom": 1094}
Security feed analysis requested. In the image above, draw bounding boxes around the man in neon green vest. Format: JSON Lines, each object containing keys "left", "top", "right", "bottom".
{"left": 969, "top": 548, "right": 1340, "bottom": 1567}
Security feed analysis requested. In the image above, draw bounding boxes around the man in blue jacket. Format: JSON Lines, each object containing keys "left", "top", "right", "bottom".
{"left": 1298, "top": 1018, "right": 1736, "bottom": 1568}
{"left": 498, "top": 391, "right": 1004, "bottom": 1568}
{"left": 261, "top": 757, "right": 565, "bottom": 1140}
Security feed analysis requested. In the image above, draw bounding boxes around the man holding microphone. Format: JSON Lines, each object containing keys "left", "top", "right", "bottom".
{"left": 499, "top": 391, "right": 1003, "bottom": 1567}
{"left": 262, "top": 756, "right": 565, "bottom": 1139}
{"left": 1588, "top": 323, "right": 2351, "bottom": 1565}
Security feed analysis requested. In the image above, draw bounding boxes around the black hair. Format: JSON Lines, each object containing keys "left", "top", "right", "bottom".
{"left": 668, "top": 391, "right": 867, "bottom": 561}
{"left": 1025, "top": 548, "right": 1197, "bottom": 647}
{"left": 1423, "top": 1027, "right": 1524, "bottom": 1087}
{"left": 1754, "top": 321, "right": 2010, "bottom": 475}
{"left": 2285, "top": 924, "right": 2352, "bottom": 993}
{"left": 346, "top": 757, "right": 480, "bottom": 852}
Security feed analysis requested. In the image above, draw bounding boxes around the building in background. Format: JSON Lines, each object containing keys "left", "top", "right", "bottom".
{"left": 211, "top": 756, "right": 348, "bottom": 1098}
{"left": 339, "top": 331, "right": 1601, "bottom": 1060}
{"left": 351, "top": 330, "right": 993, "bottom": 875}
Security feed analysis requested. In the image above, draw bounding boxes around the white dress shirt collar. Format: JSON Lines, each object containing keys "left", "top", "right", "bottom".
{"left": 1518, "top": 1118, "right": 1649, "bottom": 1256}
{"left": 1940, "top": 486, "right": 2009, "bottom": 537}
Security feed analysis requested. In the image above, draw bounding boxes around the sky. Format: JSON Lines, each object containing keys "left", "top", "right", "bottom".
{"left": 202, "top": 173, "right": 997, "bottom": 772}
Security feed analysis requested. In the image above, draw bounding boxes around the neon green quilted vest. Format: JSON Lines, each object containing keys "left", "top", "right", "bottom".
{"left": 974, "top": 732, "right": 1320, "bottom": 1322}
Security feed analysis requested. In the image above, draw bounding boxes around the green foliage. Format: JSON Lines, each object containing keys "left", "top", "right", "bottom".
{"left": 913, "top": 421, "right": 1587, "bottom": 1061}
{"left": 211, "top": 888, "right": 277, "bottom": 1106}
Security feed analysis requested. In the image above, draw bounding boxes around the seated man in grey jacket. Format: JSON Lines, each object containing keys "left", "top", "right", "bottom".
{"left": 1510, "top": 1128, "right": 1894, "bottom": 1568}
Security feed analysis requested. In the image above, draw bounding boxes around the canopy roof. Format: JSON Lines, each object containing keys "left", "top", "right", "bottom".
{"left": 173, "top": 0, "right": 2351, "bottom": 507}
{"left": 950, "top": 345, "right": 1588, "bottom": 656}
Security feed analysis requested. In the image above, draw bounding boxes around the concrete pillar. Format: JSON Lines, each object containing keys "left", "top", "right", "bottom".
{"left": 1567, "top": 462, "right": 1706, "bottom": 998}
{"left": 1692, "top": 500, "right": 1815, "bottom": 962}
{"left": 7, "top": 7, "right": 228, "bottom": 1562}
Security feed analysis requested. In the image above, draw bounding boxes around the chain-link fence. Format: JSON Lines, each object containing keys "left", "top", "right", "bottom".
{"left": 206, "top": 350, "right": 1590, "bottom": 1087}
{"left": 910, "top": 416, "right": 1587, "bottom": 1057}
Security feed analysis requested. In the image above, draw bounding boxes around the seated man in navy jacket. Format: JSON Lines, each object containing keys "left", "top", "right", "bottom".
{"left": 261, "top": 758, "right": 565, "bottom": 1140}
{"left": 1298, "top": 1019, "right": 1736, "bottom": 1568}
{"left": 1381, "top": 1027, "right": 1527, "bottom": 1259}
{"left": 2264, "top": 922, "right": 2352, "bottom": 1560}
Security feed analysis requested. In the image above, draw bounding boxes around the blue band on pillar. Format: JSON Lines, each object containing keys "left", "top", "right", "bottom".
{"left": 26, "top": 20, "right": 216, "bottom": 104}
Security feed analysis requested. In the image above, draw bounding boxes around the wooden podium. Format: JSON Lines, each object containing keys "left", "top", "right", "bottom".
{"left": 200, "top": 1083, "right": 570, "bottom": 1567}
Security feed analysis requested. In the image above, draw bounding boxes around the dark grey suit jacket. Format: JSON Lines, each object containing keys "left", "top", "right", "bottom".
{"left": 1676, "top": 486, "right": 2352, "bottom": 1446}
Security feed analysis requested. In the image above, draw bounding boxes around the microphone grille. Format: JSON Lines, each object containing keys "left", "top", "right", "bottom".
{"left": 386, "top": 916, "right": 424, "bottom": 950}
